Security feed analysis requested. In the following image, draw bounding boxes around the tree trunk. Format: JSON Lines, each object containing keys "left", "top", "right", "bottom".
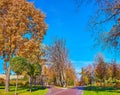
{"left": 35, "top": 77, "right": 37, "bottom": 86}
{"left": 15, "top": 75, "right": 18, "bottom": 95}
{"left": 5, "top": 66, "right": 10, "bottom": 92}
{"left": 74, "top": 80, "right": 76, "bottom": 87}
{"left": 29, "top": 76, "right": 33, "bottom": 92}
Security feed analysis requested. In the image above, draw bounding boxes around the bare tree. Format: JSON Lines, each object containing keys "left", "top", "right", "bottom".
{"left": 49, "top": 39, "right": 68, "bottom": 87}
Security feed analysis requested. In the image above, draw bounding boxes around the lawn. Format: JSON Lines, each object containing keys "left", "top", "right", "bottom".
{"left": 84, "top": 86, "right": 120, "bottom": 95}
{"left": 0, "top": 86, "right": 48, "bottom": 95}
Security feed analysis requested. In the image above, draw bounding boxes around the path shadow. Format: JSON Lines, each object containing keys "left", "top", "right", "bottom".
{"left": 46, "top": 86, "right": 51, "bottom": 89}
{"left": 72, "top": 86, "right": 84, "bottom": 90}
{"left": 9, "top": 85, "right": 47, "bottom": 92}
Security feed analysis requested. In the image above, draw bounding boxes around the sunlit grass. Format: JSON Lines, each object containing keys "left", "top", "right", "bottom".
{"left": 84, "top": 86, "right": 120, "bottom": 95}
{"left": 0, "top": 86, "right": 48, "bottom": 95}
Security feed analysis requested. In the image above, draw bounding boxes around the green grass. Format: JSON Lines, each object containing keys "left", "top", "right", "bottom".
{"left": 0, "top": 86, "right": 48, "bottom": 95}
{"left": 84, "top": 86, "right": 120, "bottom": 95}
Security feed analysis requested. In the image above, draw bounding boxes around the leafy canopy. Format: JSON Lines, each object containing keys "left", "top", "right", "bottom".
{"left": 10, "top": 56, "right": 28, "bottom": 75}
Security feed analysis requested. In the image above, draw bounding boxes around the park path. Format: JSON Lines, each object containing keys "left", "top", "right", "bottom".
{"left": 45, "top": 86, "right": 84, "bottom": 95}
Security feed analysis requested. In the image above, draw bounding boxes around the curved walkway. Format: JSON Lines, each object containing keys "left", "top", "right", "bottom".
{"left": 46, "top": 86, "right": 84, "bottom": 95}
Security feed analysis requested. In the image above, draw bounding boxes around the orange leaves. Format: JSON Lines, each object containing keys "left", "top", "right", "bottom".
{"left": 17, "top": 39, "right": 46, "bottom": 65}
{"left": 0, "top": 0, "right": 47, "bottom": 91}
{"left": 0, "top": 0, "right": 47, "bottom": 64}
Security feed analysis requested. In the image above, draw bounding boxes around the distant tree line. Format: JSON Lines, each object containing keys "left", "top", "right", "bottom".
{"left": 80, "top": 53, "right": 120, "bottom": 88}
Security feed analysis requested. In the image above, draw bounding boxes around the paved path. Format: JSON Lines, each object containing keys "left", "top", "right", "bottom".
{"left": 46, "top": 86, "right": 84, "bottom": 95}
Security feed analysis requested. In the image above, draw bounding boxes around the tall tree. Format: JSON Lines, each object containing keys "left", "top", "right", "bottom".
{"left": 0, "top": 0, "right": 47, "bottom": 92}
{"left": 18, "top": 40, "right": 46, "bottom": 91}
{"left": 10, "top": 56, "right": 28, "bottom": 95}
{"left": 49, "top": 39, "right": 69, "bottom": 87}
{"left": 25, "top": 63, "right": 41, "bottom": 92}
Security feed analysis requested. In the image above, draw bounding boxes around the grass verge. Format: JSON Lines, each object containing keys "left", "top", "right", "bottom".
{"left": 84, "top": 86, "right": 120, "bottom": 95}
{"left": 0, "top": 86, "right": 48, "bottom": 95}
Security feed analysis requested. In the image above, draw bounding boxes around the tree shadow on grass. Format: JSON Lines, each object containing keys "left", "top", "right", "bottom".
{"left": 26, "top": 86, "right": 47, "bottom": 92}
{"left": 10, "top": 87, "right": 29, "bottom": 92}
{"left": 9, "top": 85, "right": 47, "bottom": 93}
{"left": 108, "top": 90, "right": 120, "bottom": 93}
{"left": 0, "top": 86, "right": 4, "bottom": 89}
{"left": 72, "top": 86, "right": 84, "bottom": 90}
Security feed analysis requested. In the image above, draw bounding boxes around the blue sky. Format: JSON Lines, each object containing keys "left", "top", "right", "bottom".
{"left": 32, "top": 0, "right": 97, "bottom": 72}
{"left": 30, "top": 0, "right": 118, "bottom": 73}
{"left": 0, "top": 0, "right": 119, "bottom": 74}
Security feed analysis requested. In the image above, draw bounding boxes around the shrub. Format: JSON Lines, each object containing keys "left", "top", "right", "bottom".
{"left": 105, "top": 83, "right": 113, "bottom": 87}
{"left": 10, "top": 79, "right": 29, "bottom": 87}
{"left": 10, "top": 79, "right": 16, "bottom": 86}
{"left": 0, "top": 78, "right": 5, "bottom": 86}
{"left": 114, "top": 82, "right": 120, "bottom": 89}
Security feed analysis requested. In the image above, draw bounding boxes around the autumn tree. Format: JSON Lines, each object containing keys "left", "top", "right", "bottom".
{"left": 105, "top": 63, "right": 113, "bottom": 80}
{"left": 17, "top": 40, "right": 47, "bottom": 91}
{"left": 86, "top": 64, "right": 93, "bottom": 85}
{"left": 46, "top": 67, "right": 55, "bottom": 85}
{"left": 0, "top": 0, "right": 47, "bottom": 92}
{"left": 80, "top": 68, "right": 89, "bottom": 85}
{"left": 110, "top": 60, "right": 120, "bottom": 82}
{"left": 100, "top": 60, "right": 120, "bottom": 84}
{"left": 10, "top": 56, "right": 28, "bottom": 95}
{"left": 65, "top": 61, "right": 76, "bottom": 86}
{"left": 18, "top": 40, "right": 46, "bottom": 65}
{"left": 94, "top": 53, "right": 107, "bottom": 86}
{"left": 80, "top": 64, "right": 93, "bottom": 85}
